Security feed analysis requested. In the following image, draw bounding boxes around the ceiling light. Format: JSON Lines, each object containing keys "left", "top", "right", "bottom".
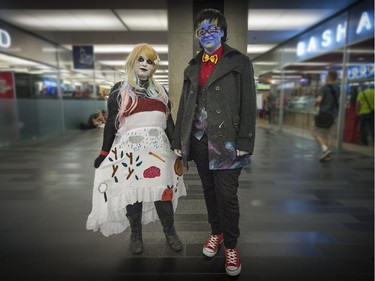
{"left": 0, "top": 54, "right": 40, "bottom": 66}
{"left": 116, "top": 9, "right": 167, "bottom": 31}
{"left": 97, "top": 60, "right": 124, "bottom": 66}
{"left": 248, "top": 9, "right": 335, "bottom": 30}
{"left": 153, "top": 75, "right": 169, "bottom": 79}
{"left": 93, "top": 44, "right": 168, "bottom": 54}
{"left": 0, "top": 10, "right": 126, "bottom": 31}
{"left": 247, "top": 44, "right": 275, "bottom": 53}
{"left": 155, "top": 69, "right": 168, "bottom": 73}
{"left": 272, "top": 70, "right": 298, "bottom": 73}
{"left": 159, "top": 60, "right": 168, "bottom": 66}
{"left": 253, "top": 61, "right": 279, "bottom": 65}
{"left": 293, "top": 62, "right": 330, "bottom": 66}
{"left": 348, "top": 49, "right": 375, "bottom": 54}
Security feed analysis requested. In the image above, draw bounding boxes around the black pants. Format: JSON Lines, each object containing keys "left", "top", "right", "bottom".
{"left": 190, "top": 134, "right": 241, "bottom": 249}
{"left": 359, "top": 113, "right": 374, "bottom": 145}
{"left": 126, "top": 201, "right": 173, "bottom": 218}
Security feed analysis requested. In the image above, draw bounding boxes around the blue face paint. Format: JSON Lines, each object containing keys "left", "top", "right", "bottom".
{"left": 197, "top": 19, "right": 224, "bottom": 54}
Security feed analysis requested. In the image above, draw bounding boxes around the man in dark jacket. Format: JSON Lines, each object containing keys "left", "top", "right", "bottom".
{"left": 171, "top": 8, "right": 256, "bottom": 277}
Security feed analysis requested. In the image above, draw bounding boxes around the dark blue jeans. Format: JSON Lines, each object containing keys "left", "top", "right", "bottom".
{"left": 190, "top": 134, "right": 241, "bottom": 249}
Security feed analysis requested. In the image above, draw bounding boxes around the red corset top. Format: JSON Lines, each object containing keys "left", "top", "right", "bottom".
{"left": 125, "top": 98, "right": 167, "bottom": 116}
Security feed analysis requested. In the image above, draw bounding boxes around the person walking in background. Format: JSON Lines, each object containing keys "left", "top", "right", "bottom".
{"left": 171, "top": 9, "right": 256, "bottom": 276}
{"left": 267, "top": 91, "right": 276, "bottom": 124}
{"left": 86, "top": 43, "right": 186, "bottom": 254}
{"left": 312, "top": 71, "right": 340, "bottom": 161}
{"left": 356, "top": 84, "right": 374, "bottom": 146}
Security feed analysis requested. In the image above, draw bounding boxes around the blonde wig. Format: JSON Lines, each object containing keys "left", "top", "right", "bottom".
{"left": 116, "top": 43, "right": 168, "bottom": 127}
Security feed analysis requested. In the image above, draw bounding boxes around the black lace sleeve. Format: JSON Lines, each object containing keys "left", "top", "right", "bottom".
{"left": 162, "top": 86, "right": 175, "bottom": 143}
{"left": 165, "top": 102, "right": 175, "bottom": 143}
{"left": 100, "top": 82, "right": 122, "bottom": 152}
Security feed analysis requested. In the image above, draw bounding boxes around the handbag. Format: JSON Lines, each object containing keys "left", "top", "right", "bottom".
{"left": 314, "top": 85, "right": 338, "bottom": 128}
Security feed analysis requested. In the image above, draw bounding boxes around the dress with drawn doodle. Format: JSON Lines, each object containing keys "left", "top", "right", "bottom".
{"left": 86, "top": 97, "right": 186, "bottom": 237}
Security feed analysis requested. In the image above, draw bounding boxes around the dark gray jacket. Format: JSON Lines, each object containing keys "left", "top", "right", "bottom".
{"left": 171, "top": 44, "right": 256, "bottom": 169}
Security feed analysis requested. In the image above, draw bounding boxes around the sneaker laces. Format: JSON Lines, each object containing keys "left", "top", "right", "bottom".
{"left": 206, "top": 234, "right": 221, "bottom": 248}
{"left": 226, "top": 248, "right": 239, "bottom": 265}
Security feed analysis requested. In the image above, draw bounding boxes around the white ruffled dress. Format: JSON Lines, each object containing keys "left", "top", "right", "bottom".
{"left": 86, "top": 107, "right": 186, "bottom": 237}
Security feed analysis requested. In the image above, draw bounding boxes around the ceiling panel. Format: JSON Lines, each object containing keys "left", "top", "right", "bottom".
{"left": 115, "top": 9, "right": 168, "bottom": 31}
{"left": 0, "top": 10, "right": 127, "bottom": 31}
{"left": 248, "top": 9, "right": 336, "bottom": 30}
{"left": 0, "top": 0, "right": 365, "bottom": 84}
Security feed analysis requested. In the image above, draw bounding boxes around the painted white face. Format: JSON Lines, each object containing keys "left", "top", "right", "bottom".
{"left": 135, "top": 52, "right": 155, "bottom": 80}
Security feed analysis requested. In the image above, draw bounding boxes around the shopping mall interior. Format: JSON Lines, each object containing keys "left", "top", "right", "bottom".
{"left": 0, "top": 0, "right": 373, "bottom": 280}
{"left": 0, "top": 0, "right": 373, "bottom": 154}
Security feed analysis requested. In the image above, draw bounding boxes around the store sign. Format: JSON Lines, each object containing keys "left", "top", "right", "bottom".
{"left": 73, "top": 45, "right": 94, "bottom": 69}
{"left": 347, "top": 64, "right": 374, "bottom": 80}
{"left": 348, "top": 2, "right": 374, "bottom": 44}
{"left": 278, "top": 81, "right": 295, "bottom": 89}
{"left": 296, "top": 4, "right": 373, "bottom": 60}
{"left": 256, "top": 83, "right": 271, "bottom": 90}
{"left": 356, "top": 12, "right": 372, "bottom": 33}
{"left": 296, "top": 14, "right": 348, "bottom": 59}
{"left": 0, "top": 28, "right": 11, "bottom": 48}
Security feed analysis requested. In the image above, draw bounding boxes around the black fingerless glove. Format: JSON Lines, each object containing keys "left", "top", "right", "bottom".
{"left": 94, "top": 154, "right": 107, "bottom": 168}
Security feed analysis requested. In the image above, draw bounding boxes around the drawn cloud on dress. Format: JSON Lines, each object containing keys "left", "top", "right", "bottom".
{"left": 162, "top": 134, "right": 168, "bottom": 144}
{"left": 148, "top": 129, "right": 160, "bottom": 137}
{"left": 129, "top": 135, "right": 144, "bottom": 144}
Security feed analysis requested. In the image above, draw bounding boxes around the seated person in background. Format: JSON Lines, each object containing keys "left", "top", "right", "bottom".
{"left": 101, "top": 110, "right": 108, "bottom": 124}
{"left": 80, "top": 111, "right": 106, "bottom": 129}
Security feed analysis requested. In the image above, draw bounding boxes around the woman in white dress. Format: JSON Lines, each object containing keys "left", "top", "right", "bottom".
{"left": 86, "top": 43, "right": 186, "bottom": 254}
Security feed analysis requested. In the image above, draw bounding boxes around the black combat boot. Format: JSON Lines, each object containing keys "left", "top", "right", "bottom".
{"left": 126, "top": 213, "right": 143, "bottom": 254}
{"left": 160, "top": 216, "right": 183, "bottom": 251}
{"left": 155, "top": 201, "right": 183, "bottom": 251}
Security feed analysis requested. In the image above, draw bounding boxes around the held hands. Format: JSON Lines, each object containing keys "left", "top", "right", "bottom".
{"left": 236, "top": 149, "right": 249, "bottom": 157}
{"left": 94, "top": 154, "right": 106, "bottom": 168}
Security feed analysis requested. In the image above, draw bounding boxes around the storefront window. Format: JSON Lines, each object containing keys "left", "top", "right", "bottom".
{"left": 343, "top": 38, "right": 374, "bottom": 146}
{"left": 281, "top": 48, "right": 344, "bottom": 132}
{"left": 0, "top": 49, "right": 119, "bottom": 143}
{"left": 57, "top": 46, "right": 117, "bottom": 100}
{"left": 254, "top": 0, "right": 373, "bottom": 153}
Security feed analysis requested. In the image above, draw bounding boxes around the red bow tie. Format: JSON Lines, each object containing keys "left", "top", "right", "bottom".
{"left": 202, "top": 53, "right": 218, "bottom": 64}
